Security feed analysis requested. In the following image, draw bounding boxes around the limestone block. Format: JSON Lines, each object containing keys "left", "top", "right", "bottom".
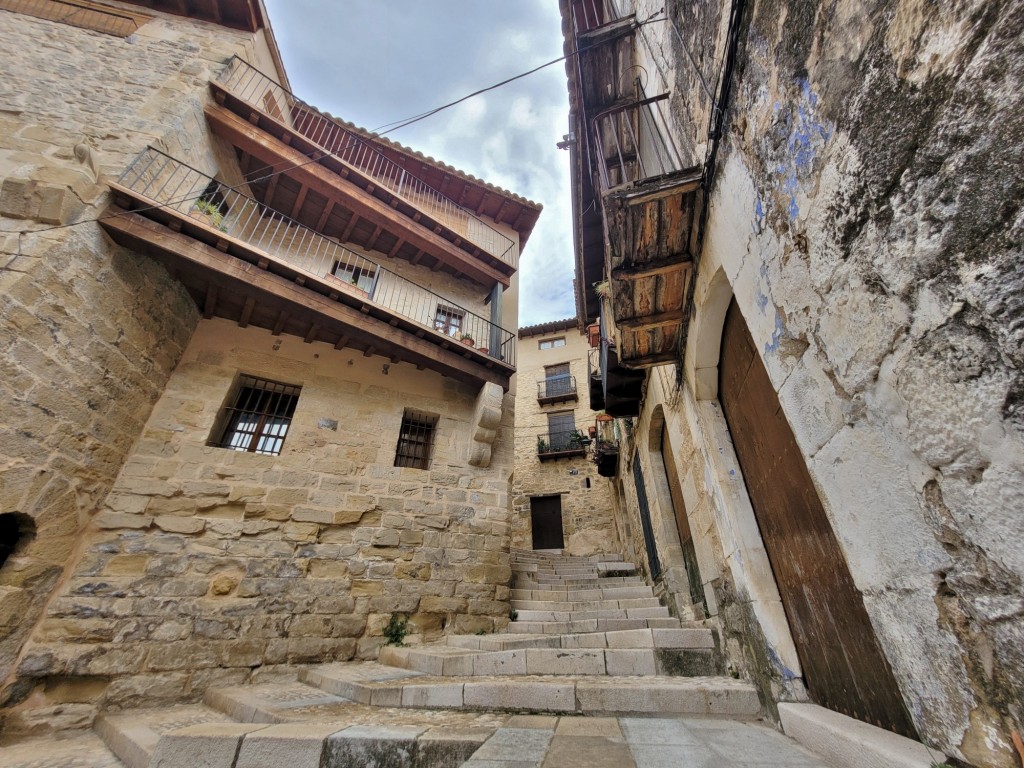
{"left": 153, "top": 515, "right": 205, "bottom": 535}
{"left": 321, "top": 725, "right": 427, "bottom": 767}
{"left": 94, "top": 513, "right": 152, "bottom": 530}
{"left": 463, "top": 681, "right": 575, "bottom": 712}
{"left": 234, "top": 722, "right": 344, "bottom": 768}
{"left": 149, "top": 723, "right": 268, "bottom": 768}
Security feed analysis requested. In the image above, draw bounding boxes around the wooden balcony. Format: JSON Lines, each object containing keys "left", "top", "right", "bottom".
{"left": 102, "top": 149, "right": 515, "bottom": 390}
{"left": 600, "top": 337, "right": 645, "bottom": 418}
{"left": 207, "top": 58, "right": 519, "bottom": 289}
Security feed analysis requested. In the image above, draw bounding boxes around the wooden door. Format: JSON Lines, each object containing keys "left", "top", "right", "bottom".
{"left": 719, "top": 299, "right": 916, "bottom": 738}
{"left": 660, "top": 424, "right": 708, "bottom": 617}
{"left": 531, "top": 496, "right": 565, "bottom": 550}
{"left": 631, "top": 456, "right": 661, "bottom": 579}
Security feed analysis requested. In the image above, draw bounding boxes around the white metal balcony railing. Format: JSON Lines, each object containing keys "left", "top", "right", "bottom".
{"left": 216, "top": 56, "right": 518, "bottom": 270}
{"left": 116, "top": 148, "right": 516, "bottom": 366}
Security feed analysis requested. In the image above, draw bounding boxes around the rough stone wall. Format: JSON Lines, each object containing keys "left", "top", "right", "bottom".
{"left": 511, "top": 327, "right": 620, "bottom": 556}
{"left": 615, "top": 0, "right": 1024, "bottom": 763}
{"left": 8, "top": 319, "right": 513, "bottom": 727}
{"left": 0, "top": 8, "right": 270, "bottom": 712}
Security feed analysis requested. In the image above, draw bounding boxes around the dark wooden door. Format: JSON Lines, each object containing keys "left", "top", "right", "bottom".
{"left": 631, "top": 456, "right": 661, "bottom": 579}
{"left": 530, "top": 496, "right": 565, "bottom": 550}
{"left": 719, "top": 299, "right": 916, "bottom": 738}
{"left": 660, "top": 424, "right": 708, "bottom": 617}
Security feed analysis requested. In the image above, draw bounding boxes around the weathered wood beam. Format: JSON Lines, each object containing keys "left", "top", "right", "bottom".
{"left": 315, "top": 200, "right": 335, "bottom": 233}
{"left": 611, "top": 257, "right": 692, "bottom": 281}
{"left": 290, "top": 185, "right": 309, "bottom": 220}
{"left": 239, "top": 296, "right": 255, "bottom": 327}
{"left": 203, "top": 284, "right": 218, "bottom": 318}
{"left": 339, "top": 212, "right": 359, "bottom": 243}
{"left": 272, "top": 310, "right": 289, "bottom": 335}
{"left": 304, "top": 323, "right": 320, "bottom": 344}
{"left": 334, "top": 334, "right": 350, "bottom": 350}
{"left": 618, "top": 309, "right": 685, "bottom": 331}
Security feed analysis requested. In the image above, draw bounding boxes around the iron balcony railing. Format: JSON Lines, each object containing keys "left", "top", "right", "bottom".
{"left": 594, "top": 92, "right": 690, "bottom": 192}
{"left": 116, "top": 148, "right": 516, "bottom": 366}
{"left": 571, "top": 0, "right": 628, "bottom": 35}
{"left": 537, "top": 429, "right": 590, "bottom": 456}
{"left": 216, "top": 56, "right": 518, "bottom": 269}
{"left": 536, "top": 375, "right": 578, "bottom": 401}
{"left": 588, "top": 347, "right": 602, "bottom": 379}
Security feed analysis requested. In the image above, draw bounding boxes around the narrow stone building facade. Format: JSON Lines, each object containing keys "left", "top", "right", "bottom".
{"left": 511, "top": 319, "right": 620, "bottom": 556}
{"left": 0, "top": 0, "right": 538, "bottom": 736}
{"left": 562, "top": 0, "right": 1024, "bottom": 765}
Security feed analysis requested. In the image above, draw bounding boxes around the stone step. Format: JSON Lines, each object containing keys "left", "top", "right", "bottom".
{"left": 378, "top": 644, "right": 720, "bottom": 678}
{"left": 510, "top": 551, "right": 624, "bottom": 562}
{"left": 96, "top": 704, "right": 224, "bottom": 768}
{"left": 511, "top": 597, "right": 663, "bottom": 611}
{"left": 513, "top": 606, "right": 671, "bottom": 623}
{"left": 513, "top": 575, "right": 644, "bottom": 586}
{"left": 510, "top": 585, "right": 656, "bottom": 601}
{"left": 302, "top": 663, "right": 760, "bottom": 717}
{"left": 445, "top": 628, "right": 716, "bottom": 652}
{"left": 507, "top": 617, "right": 681, "bottom": 634}
{"left": 511, "top": 561, "right": 636, "bottom": 573}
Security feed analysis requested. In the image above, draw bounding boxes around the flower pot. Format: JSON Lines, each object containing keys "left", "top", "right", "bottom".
{"left": 460, "top": 336, "right": 474, "bottom": 346}
{"left": 586, "top": 322, "right": 600, "bottom": 348}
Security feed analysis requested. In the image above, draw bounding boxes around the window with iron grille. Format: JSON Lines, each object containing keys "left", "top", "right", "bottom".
{"left": 394, "top": 410, "right": 438, "bottom": 469}
{"left": 434, "top": 305, "right": 464, "bottom": 337}
{"left": 209, "top": 375, "right": 301, "bottom": 456}
{"left": 547, "top": 411, "right": 576, "bottom": 451}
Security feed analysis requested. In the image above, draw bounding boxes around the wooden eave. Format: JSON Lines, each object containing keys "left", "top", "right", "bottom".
{"left": 118, "top": 0, "right": 263, "bottom": 31}
{"left": 206, "top": 93, "right": 512, "bottom": 289}
{"left": 100, "top": 202, "right": 513, "bottom": 391}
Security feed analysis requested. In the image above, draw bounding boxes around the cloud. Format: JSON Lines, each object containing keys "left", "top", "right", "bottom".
{"left": 262, "top": 0, "right": 577, "bottom": 327}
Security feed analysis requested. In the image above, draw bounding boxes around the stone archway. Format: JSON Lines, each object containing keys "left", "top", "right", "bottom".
{"left": 688, "top": 266, "right": 734, "bottom": 401}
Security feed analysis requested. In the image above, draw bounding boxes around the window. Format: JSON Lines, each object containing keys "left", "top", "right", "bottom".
{"left": 331, "top": 259, "right": 376, "bottom": 293}
{"left": 434, "top": 305, "right": 464, "bottom": 337}
{"left": 547, "top": 411, "right": 576, "bottom": 451}
{"left": 0, "top": 513, "right": 35, "bottom": 571}
{"left": 544, "top": 363, "right": 572, "bottom": 397}
{"left": 210, "top": 375, "right": 301, "bottom": 456}
{"left": 394, "top": 410, "right": 438, "bottom": 469}
{"left": 262, "top": 90, "right": 286, "bottom": 123}
{"left": 539, "top": 337, "right": 566, "bottom": 350}
{"left": 0, "top": 0, "right": 150, "bottom": 37}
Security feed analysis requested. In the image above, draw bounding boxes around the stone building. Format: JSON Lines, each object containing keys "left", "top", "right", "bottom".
{"left": 561, "top": 0, "right": 1023, "bottom": 766}
{"left": 510, "top": 318, "right": 620, "bottom": 556}
{"left": 0, "top": 0, "right": 539, "bottom": 735}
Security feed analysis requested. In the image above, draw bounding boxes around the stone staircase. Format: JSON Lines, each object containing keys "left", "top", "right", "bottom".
{"left": 87, "top": 549, "right": 762, "bottom": 767}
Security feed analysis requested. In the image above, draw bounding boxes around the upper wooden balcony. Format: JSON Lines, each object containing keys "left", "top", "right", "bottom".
{"left": 102, "top": 148, "right": 516, "bottom": 390}
{"left": 595, "top": 93, "right": 702, "bottom": 368}
{"left": 206, "top": 57, "right": 518, "bottom": 289}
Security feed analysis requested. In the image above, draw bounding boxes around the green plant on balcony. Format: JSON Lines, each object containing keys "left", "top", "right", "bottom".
{"left": 536, "top": 436, "right": 548, "bottom": 453}
{"left": 191, "top": 198, "right": 226, "bottom": 232}
{"left": 568, "top": 429, "right": 591, "bottom": 448}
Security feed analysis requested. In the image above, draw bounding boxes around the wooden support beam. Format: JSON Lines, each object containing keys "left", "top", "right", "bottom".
{"left": 611, "top": 257, "right": 692, "bottom": 281}
{"left": 475, "top": 192, "right": 490, "bottom": 215}
{"left": 304, "top": 323, "right": 320, "bottom": 343}
{"left": 315, "top": 200, "right": 335, "bottom": 232}
{"left": 340, "top": 212, "right": 359, "bottom": 243}
{"left": 239, "top": 296, "right": 255, "bottom": 328}
{"left": 617, "top": 308, "right": 685, "bottom": 331}
{"left": 203, "top": 284, "right": 218, "bottom": 319}
{"left": 367, "top": 225, "right": 383, "bottom": 251}
{"left": 388, "top": 238, "right": 405, "bottom": 258}
{"left": 334, "top": 334, "right": 350, "bottom": 350}
{"left": 265, "top": 170, "right": 280, "bottom": 205}
{"left": 363, "top": 345, "right": 375, "bottom": 357}
{"left": 272, "top": 310, "right": 289, "bottom": 335}
{"left": 290, "top": 185, "right": 309, "bottom": 220}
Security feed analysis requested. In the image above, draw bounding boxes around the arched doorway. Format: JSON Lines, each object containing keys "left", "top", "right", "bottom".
{"left": 718, "top": 298, "right": 916, "bottom": 738}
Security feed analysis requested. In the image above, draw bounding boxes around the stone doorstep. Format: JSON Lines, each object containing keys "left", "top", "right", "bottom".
{"left": 513, "top": 607, "right": 671, "bottom": 622}
{"left": 300, "top": 665, "right": 761, "bottom": 717}
{"left": 779, "top": 703, "right": 938, "bottom": 768}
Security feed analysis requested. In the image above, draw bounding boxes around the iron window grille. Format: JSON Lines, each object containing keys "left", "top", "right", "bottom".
{"left": 210, "top": 375, "right": 301, "bottom": 456}
{"left": 543, "top": 363, "right": 573, "bottom": 398}
{"left": 434, "top": 305, "right": 464, "bottom": 337}
{"left": 394, "top": 410, "right": 438, "bottom": 469}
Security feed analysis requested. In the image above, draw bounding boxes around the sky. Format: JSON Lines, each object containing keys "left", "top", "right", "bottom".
{"left": 261, "top": 0, "right": 577, "bottom": 328}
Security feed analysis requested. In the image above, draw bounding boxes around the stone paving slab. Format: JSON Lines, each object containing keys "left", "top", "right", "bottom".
{"left": 95, "top": 704, "right": 223, "bottom": 768}
{"left": 0, "top": 733, "right": 124, "bottom": 768}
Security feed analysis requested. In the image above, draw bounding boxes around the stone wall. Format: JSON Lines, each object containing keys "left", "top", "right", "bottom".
{"left": 0, "top": 8, "right": 274, "bottom": 710}
{"left": 9, "top": 319, "right": 513, "bottom": 725}
{"left": 511, "top": 325, "right": 620, "bottom": 556}
{"left": 609, "top": 0, "right": 1024, "bottom": 763}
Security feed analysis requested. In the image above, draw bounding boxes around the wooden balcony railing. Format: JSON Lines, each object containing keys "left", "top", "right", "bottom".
{"left": 114, "top": 148, "right": 516, "bottom": 366}
{"left": 215, "top": 56, "right": 518, "bottom": 270}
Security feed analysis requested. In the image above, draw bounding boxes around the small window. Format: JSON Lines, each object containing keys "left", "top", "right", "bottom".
{"left": 547, "top": 411, "right": 576, "bottom": 451}
{"left": 394, "top": 410, "right": 438, "bottom": 469}
{"left": 539, "top": 337, "right": 566, "bottom": 350}
{"left": 331, "top": 259, "right": 376, "bottom": 293}
{"left": 210, "top": 375, "right": 301, "bottom": 456}
{"left": 0, "top": 513, "right": 35, "bottom": 570}
{"left": 434, "top": 305, "right": 464, "bottom": 337}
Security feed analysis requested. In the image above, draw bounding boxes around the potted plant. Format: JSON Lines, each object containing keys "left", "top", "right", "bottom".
{"left": 586, "top": 321, "right": 601, "bottom": 348}
{"left": 568, "top": 429, "right": 591, "bottom": 448}
{"left": 593, "top": 280, "right": 611, "bottom": 298}
{"left": 459, "top": 334, "right": 475, "bottom": 346}
{"left": 536, "top": 436, "right": 548, "bottom": 453}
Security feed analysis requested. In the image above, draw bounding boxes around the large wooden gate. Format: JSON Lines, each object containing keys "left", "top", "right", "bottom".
{"left": 530, "top": 495, "right": 565, "bottom": 550}
{"left": 719, "top": 299, "right": 916, "bottom": 738}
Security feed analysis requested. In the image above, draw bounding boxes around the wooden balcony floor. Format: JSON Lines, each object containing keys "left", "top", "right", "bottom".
{"left": 100, "top": 204, "right": 513, "bottom": 391}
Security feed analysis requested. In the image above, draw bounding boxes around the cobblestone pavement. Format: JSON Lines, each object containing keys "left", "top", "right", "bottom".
{"left": 0, "top": 715, "right": 833, "bottom": 767}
